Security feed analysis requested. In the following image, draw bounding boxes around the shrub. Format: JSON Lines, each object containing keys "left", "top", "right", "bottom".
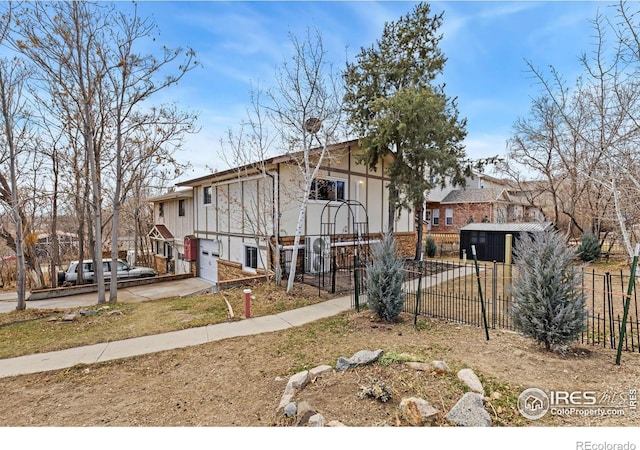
{"left": 509, "top": 230, "right": 588, "bottom": 351}
{"left": 577, "top": 231, "right": 601, "bottom": 262}
{"left": 366, "top": 233, "right": 405, "bottom": 322}
{"left": 424, "top": 235, "right": 437, "bottom": 258}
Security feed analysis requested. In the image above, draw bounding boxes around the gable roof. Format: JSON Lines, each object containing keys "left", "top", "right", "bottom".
{"left": 440, "top": 188, "right": 510, "bottom": 204}
{"left": 148, "top": 224, "right": 174, "bottom": 240}
{"left": 175, "top": 138, "right": 360, "bottom": 187}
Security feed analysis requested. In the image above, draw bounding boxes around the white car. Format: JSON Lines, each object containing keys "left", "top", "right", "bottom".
{"left": 58, "top": 259, "right": 158, "bottom": 285}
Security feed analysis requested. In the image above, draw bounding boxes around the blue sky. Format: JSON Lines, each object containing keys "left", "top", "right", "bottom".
{"left": 129, "top": 1, "right": 608, "bottom": 183}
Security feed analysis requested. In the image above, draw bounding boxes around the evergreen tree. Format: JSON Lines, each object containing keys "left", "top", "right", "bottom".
{"left": 425, "top": 235, "right": 437, "bottom": 258}
{"left": 510, "top": 230, "right": 588, "bottom": 351}
{"left": 366, "top": 233, "right": 406, "bottom": 322}
{"left": 343, "top": 2, "right": 469, "bottom": 249}
{"left": 577, "top": 231, "right": 601, "bottom": 262}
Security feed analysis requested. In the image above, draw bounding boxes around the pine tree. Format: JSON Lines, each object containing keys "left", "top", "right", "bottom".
{"left": 425, "top": 235, "right": 437, "bottom": 258}
{"left": 366, "top": 233, "right": 406, "bottom": 322}
{"left": 577, "top": 231, "right": 601, "bottom": 262}
{"left": 510, "top": 230, "right": 588, "bottom": 351}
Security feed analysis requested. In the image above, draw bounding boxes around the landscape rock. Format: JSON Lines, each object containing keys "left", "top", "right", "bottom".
{"left": 297, "top": 400, "right": 315, "bottom": 417}
{"left": 336, "top": 349, "right": 383, "bottom": 371}
{"left": 307, "top": 413, "right": 326, "bottom": 427}
{"left": 399, "top": 397, "right": 439, "bottom": 426}
{"left": 309, "top": 364, "right": 332, "bottom": 380}
{"left": 283, "top": 402, "right": 297, "bottom": 418}
{"left": 61, "top": 314, "right": 76, "bottom": 322}
{"left": 296, "top": 401, "right": 317, "bottom": 426}
{"left": 284, "top": 370, "right": 309, "bottom": 396}
{"left": 276, "top": 393, "right": 295, "bottom": 413}
{"left": 432, "top": 360, "right": 451, "bottom": 374}
{"left": 405, "top": 362, "right": 431, "bottom": 371}
{"left": 457, "top": 368, "right": 484, "bottom": 395}
{"left": 445, "top": 392, "right": 492, "bottom": 427}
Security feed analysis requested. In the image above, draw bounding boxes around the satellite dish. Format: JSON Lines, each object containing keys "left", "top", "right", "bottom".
{"left": 313, "top": 237, "right": 325, "bottom": 254}
{"left": 304, "top": 117, "right": 321, "bottom": 134}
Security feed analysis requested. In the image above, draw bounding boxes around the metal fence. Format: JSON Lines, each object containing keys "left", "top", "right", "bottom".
{"left": 352, "top": 259, "right": 640, "bottom": 353}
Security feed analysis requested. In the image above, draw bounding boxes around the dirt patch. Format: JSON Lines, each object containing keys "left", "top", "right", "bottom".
{"left": 0, "top": 308, "right": 638, "bottom": 427}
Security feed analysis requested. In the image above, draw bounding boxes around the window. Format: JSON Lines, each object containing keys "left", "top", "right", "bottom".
{"left": 445, "top": 208, "right": 453, "bottom": 226}
{"left": 470, "top": 231, "right": 487, "bottom": 245}
{"left": 432, "top": 209, "right": 440, "bottom": 226}
{"left": 158, "top": 202, "right": 164, "bottom": 218}
{"left": 178, "top": 199, "right": 185, "bottom": 217}
{"left": 244, "top": 245, "right": 258, "bottom": 271}
{"left": 203, "top": 186, "right": 212, "bottom": 204}
{"left": 309, "top": 178, "right": 346, "bottom": 201}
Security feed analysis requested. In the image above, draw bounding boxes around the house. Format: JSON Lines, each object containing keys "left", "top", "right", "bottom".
{"left": 35, "top": 231, "right": 79, "bottom": 257}
{"left": 146, "top": 189, "right": 194, "bottom": 275}
{"left": 152, "top": 139, "right": 416, "bottom": 285}
{"left": 425, "top": 172, "right": 545, "bottom": 234}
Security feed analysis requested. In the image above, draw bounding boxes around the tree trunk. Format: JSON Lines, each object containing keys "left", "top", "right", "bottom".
{"left": 414, "top": 202, "right": 424, "bottom": 260}
{"left": 286, "top": 197, "right": 307, "bottom": 292}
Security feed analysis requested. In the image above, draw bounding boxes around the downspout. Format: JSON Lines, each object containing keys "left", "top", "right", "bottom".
{"left": 266, "top": 168, "right": 281, "bottom": 284}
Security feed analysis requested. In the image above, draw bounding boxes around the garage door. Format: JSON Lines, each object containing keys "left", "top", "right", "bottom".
{"left": 198, "top": 239, "right": 219, "bottom": 283}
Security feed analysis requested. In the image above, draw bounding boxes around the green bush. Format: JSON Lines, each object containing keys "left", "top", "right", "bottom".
{"left": 509, "top": 230, "right": 588, "bottom": 352}
{"left": 424, "top": 235, "right": 437, "bottom": 258}
{"left": 366, "top": 233, "right": 405, "bottom": 322}
{"left": 577, "top": 231, "right": 601, "bottom": 262}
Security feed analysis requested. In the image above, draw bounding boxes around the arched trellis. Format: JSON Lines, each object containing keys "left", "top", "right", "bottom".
{"left": 305, "top": 200, "right": 370, "bottom": 294}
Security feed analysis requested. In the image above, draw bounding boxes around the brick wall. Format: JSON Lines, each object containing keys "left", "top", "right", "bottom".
{"left": 428, "top": 203, "right": 494, "bottom": 234}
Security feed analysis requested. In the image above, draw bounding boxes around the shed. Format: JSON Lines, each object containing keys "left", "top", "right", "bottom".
{"left": 459, "top": 222, "right": 555, "bottom": 262}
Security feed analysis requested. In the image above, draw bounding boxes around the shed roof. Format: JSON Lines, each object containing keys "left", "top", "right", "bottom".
{"left": 459, "top": 222, "right": 554, "bottom": 233}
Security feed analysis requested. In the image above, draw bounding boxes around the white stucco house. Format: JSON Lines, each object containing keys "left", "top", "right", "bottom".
{"left": 147, "top": 139, "right": 416, "bottom": 286}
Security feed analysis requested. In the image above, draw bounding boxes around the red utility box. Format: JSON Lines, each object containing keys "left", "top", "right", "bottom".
{"left": 184, "top": 235, "right": 197, "bottom": 262}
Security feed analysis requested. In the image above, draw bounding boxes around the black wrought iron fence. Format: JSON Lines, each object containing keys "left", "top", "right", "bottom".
{"left": 352, "top": 259, "right": 640, "bottom": 353}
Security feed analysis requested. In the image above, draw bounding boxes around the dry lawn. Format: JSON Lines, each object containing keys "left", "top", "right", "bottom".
{"left": 0, "top": 258, "right": 638, "bottom": 428}
{"left": 0, "top": 295, "right": 638, "bottom": 427}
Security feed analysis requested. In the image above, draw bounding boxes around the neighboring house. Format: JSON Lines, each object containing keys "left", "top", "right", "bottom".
{"left": 425, "top": 172, "right": 545, "bottom": 234}
{"left": 164, "top": 139, "right": 415, "bottom": 285}
{"left": 146, "top": 189, "right": 194, "bottom": 275}
{"left": 35, "top": 231, "right": 79, "bottom": 257}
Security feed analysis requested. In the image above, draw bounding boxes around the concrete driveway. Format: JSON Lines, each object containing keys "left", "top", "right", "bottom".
{"left": 0, "top": 277, "right": 215, "bottom": 313}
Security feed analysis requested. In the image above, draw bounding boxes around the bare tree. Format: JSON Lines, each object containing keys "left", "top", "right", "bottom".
{"left": 0, "top": 57, "right": 31, "bottom": 309}
{"left": 7, "top": 1, "right": 115, "bottom": 301}
{"left": 509, "top": 3, "right": 640, "bottom": 259}
{"left": 5, "top": 1, "right": 198, "bottom": 303}
{"left": 100, "top": 5, "right": 198, "bottom": 302}
{"left": 262, "top": 29, "right": 345, "bottom": 292}
{"left": 220, "top": 86, "right": 281, "bottom": 283}
{"left": 500, "top": 92, "right": 609, "bottom": 239}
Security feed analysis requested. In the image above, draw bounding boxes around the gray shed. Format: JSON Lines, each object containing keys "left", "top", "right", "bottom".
{"left": 459, "top": 222, "right": 555, "bottom": 262}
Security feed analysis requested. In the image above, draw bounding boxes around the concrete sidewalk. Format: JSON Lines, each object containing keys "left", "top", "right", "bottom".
{"left": 0, "top": 295, "right": 353, "bottom": 379}
{"left": 0, "top": 265, "right": 473, "bottom": 379}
